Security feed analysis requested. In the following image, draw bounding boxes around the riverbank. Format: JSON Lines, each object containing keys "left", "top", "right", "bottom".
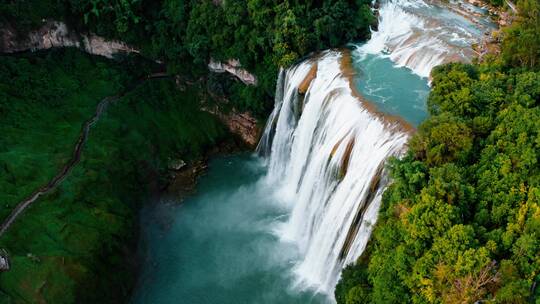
{"left": 458, "top": 0, "right": 517, "bottom": 59}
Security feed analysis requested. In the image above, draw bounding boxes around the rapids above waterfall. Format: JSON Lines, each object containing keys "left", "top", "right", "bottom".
{"left": 361, "top": 0, "right": 495, "bottom": 78}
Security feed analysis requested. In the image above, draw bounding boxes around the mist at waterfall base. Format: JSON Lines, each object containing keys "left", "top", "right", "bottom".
{"left": 132, "top": 1, "right": 493, "bottom": 302}
{"left": 132, "top": 155, "right": 330, "bottom": 304}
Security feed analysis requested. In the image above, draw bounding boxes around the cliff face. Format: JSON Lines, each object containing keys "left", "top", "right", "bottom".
{"left": 206, "top": 60, "right": 260, "bottom": 145}
{"left": 218, "top": 111, "right": 259, "bottom": 147}
{"left": 202, "top": 106, "right": 260, "bottom": 147}
{"left": 0, "top": 21, "right": 138, "bottom": 58}
{"left": 208, "top": 59, "right": 258, "bottom": 85}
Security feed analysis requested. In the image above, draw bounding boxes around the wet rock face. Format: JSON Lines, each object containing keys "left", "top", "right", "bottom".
{"left": 298, "top": 63, "right": 318, "bottom": 94}
{"left": 203, "top": 106, "right": 260, "bottom": 148}
{"left": 0, "top": 21, "right": 138, "bottom": 58}
{"left": 223, "top": 111, "right": 260, "bottom": 147}
{"left": 203, "top": 67, "right": 261, "bottom": 147}
{"left": 208, "top": 59, "right": 258, "bottom": 85}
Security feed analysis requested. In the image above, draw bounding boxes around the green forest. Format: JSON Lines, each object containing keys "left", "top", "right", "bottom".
{"left": 1, "top": 0, "right": 540, "bottom": 303}
{"left": 335, "top": 0, "right": 540, "bottom": 303}
{"left": 0, "top": 49, "right": 226, "bottom": 303}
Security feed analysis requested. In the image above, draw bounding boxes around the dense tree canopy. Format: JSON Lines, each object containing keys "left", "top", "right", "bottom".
{"left": 502, "top": 0, "right": 540, "bottom": 68}
{"left": 2, "top": 0, "right": 375, "bottom": 115}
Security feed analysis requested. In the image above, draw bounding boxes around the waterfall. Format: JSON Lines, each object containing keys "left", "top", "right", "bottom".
{"left": 357, "top": 0, "right": 493, "bottom": 78}
{"left": 258, "top": 51, "right": 409, "bottom": 296}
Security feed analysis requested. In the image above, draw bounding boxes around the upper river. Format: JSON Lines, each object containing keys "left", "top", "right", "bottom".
{"left": 132, "top": 0, "right": 494, "bottom": 303}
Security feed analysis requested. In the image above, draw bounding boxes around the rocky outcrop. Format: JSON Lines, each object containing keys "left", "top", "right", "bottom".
{"left": 461, "top": 0, "right": 516, "bottom": 27}
{"left": 0, "top": 21, "right": 138, "bottom": 58}
{"left": 203, "top": 106, "right": 260, "bottom": 147}
{"left": 464, "top": 0, "right": 518, "bottom": 60}
{"left": 221, "top": 111, "right": 259, "bottom": 146}
{"left": 208, "top": 59, "right": 258, "bottom": 85}
{"left": 298, "top": 63, "right": 318, "bottom": 94}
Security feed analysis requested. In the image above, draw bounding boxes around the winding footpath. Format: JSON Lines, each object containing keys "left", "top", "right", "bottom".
{"left": 0, "top": 73, "right": 170, "bottom": 239}
{"left": 0, "top": 96, "right": 115, "bottom": 237}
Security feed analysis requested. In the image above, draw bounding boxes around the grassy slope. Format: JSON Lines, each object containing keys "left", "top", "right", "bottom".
{"left": 0, "top": 49, "right": 226, "bottom": 303}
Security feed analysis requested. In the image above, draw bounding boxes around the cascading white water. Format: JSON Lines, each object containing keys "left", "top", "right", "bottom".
{"left": 258, "top": 51, "right": 409, "bottom": 296}
{"left": 358, "top": 0, "right": 494, "bottom": 78}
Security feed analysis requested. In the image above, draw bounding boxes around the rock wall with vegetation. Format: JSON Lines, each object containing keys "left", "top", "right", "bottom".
{"left": 1, "top": 0, "right": 375, "bottom": 116}
{"left": 0, "top": 21, "right": 139, "bottom": 58}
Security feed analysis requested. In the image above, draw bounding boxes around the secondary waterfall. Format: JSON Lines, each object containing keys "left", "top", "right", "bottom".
{"left": 258, "top": 51, "right": 409, "bottom": 295}
{"left": 359, "top": 0, "right": 494, "bottom": 78}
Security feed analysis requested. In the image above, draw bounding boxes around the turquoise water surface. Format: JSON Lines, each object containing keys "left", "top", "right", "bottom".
{"left": 351, "top": 51, "right": 430, "bottom": 126}
{"left": 132, "top": 155, "right": 331, "bottom": 304}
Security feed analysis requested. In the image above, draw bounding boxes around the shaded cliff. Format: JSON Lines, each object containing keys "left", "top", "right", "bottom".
{"left": 0, "top": 21, "right": 138, "bottom": 58}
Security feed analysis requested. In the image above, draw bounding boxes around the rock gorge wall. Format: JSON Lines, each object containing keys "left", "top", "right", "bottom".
{"left": 203, "top": 105, "right": 260, "bottom": 148}
{"left": 1, "top": 21, "right": 258, "bottom": 86}
{"left": 1, "top": 21, "right": 261, "bottom": 147}
{"left": 0, "top": 21, "right": 138, "bottom": 58}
